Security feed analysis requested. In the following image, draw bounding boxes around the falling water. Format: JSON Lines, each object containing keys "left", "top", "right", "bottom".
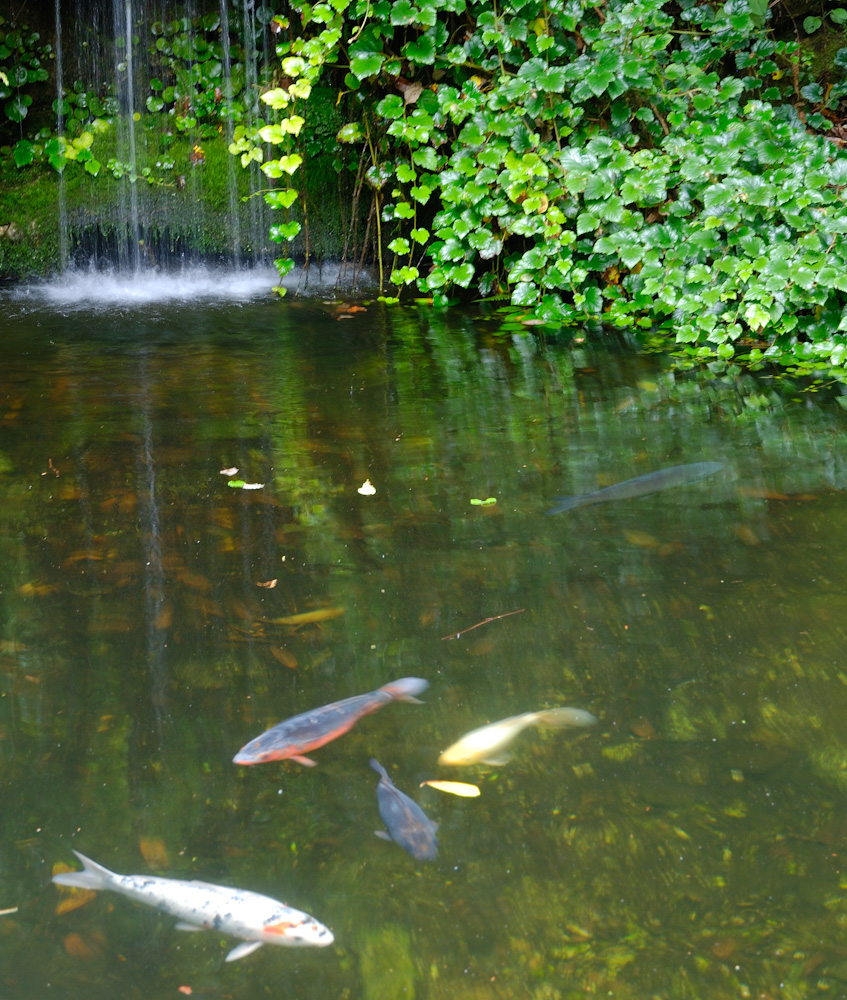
{"left": 115, "top": 0, "right": 142, "bottom": 272}
{"left": 218, "top": 0, "right": 243, "bottom": 265}
{"left": 54, "top": 0, "right": 69, "bottom": 270}
{"left": 53, "top": 0, "right": 273, "bottom": 275}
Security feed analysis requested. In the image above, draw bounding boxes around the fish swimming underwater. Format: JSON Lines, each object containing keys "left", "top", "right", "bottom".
{"left": 370, "top": 759, "right": 439, "bottom": 862}
{"left": 438, "top": 707, "right": 598, "bottom": 766}
{"left": 52, "top": 850, "right": 333, "bottom": 962}
{"left": 233, "top": 677, "right": 429, "bottom": 767}
{"left": 545, "top": 461, "right": 724, "bottom": 515}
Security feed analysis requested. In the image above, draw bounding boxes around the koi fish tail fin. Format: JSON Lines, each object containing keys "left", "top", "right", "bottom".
{"left": 380, "top": 677, "right": 429, "bottom": 703}
{"left": 545, "top": 495, "right": 583, "bottom": 515}
{"left": 52, "top": 851, "right": 116, "bottom": 891}
{"left": 369, "top": 758, "right": 389, "bottom": 780}
{"left": 535, "top": 707, "right": 598, "bottom": 730}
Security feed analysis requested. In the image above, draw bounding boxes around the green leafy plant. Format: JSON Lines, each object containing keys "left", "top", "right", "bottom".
{"left": 0, "top": 16, "right": 49, "bottom": 128}
{"left": 260, "top": 0, "right": 847, "bottom": 371}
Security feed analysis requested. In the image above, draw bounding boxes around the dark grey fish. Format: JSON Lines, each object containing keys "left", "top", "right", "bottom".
{"left": 369, "top": 758, "right": 438, "bottom": 862}
{"left": 546, "top": 461, "right": 724, "bottom": 515}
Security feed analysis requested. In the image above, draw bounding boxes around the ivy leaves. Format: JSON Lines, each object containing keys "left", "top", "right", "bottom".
{"left": 263, "top": 0, "right": 847, "bottom": 367}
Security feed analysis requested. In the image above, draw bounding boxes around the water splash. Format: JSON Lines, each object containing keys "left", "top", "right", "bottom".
{"left": 7, "top": 262, "right": 375, "bottom": 311}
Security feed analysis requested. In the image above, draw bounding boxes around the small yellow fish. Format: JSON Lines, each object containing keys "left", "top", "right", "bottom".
{"left": 438, "top": 707, "right": 598, "bottom": 766}
{"left": 420, "top": 780, "right": 481, "bottom": 798}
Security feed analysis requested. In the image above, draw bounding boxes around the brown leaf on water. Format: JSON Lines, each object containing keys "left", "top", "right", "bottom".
{"left": 622, "top": 529, "right": 660, "bottom": 549}
{"left": 62, "top": 551, "right": 104, "bottom": 568}
{"left": 256, "top": 579, "right": 278, "bottom": 589}
{"left": 230, "top": 600, "right": 256, "bottom": 622}
{"left": 154, "top": 604, "right": 173, "bottom": 630}
{"left": 53, "top": 863, "right": 96, "bottom": 915}
{"left": 467, "top": 636, "right": 496, "bottom": 657}
{"left": 733, "top": 523, "right": 760, "bottom": 546}
{"left": 177, "top": 570, "right": 213, "bottom": 593}
{"left": 270, "top": 607, "right": 345, "bottom": 626}
{"left": 139, "top": 837, "right": 170, "bottom": 870}
{"left": 96, "top": 714, "right": 115, "bottom": 733}
{"left": 18, "top": 582, "right": 58, "bottom": 597}
{"left": 630, "top": 716, "right": 657, "bottom": 739}
{"left": 63, "top": 932, "right": 103, "bottom": 959}
{"left": 270, "top": 646, "right": 298, "bottom": 669}
{"left": 710, "top": 938, "right": 736, "bottom": 960}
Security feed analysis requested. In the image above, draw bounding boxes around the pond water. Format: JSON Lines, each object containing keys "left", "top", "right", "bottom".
{"left": 3, "top": 278, "right": 847, "bottom": 1000}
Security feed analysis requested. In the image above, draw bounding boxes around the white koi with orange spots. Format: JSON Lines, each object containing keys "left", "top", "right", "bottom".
{"left": 53, "top": 850, "right": 333, "bottom": 961}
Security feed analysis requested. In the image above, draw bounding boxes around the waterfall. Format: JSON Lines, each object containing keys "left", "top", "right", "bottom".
{"left": 54, "top": 0, "right": 69, "bottom": 270}
{"left": 54, "top": 0, "right": 273, "bottom": 274}
{"left": 218, "top": 0, "right": 243, "bottom": 266}
{"left": 115, "top": 0, "right": 142, "bottom": 272}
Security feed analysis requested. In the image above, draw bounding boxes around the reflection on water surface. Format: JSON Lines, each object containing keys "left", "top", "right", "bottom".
{"left": 2, "top": 295, "right": 847, "bottom": 999}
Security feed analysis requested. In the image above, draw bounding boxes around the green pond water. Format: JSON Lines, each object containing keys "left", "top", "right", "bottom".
{"left": 3, "top": 283, "right": 847, "bottom": 1000}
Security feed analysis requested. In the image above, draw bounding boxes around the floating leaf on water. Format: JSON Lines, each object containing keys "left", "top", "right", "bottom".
{"left": 470, "top": 497, "right": 497, "bottom": 506}
{"left": 220, "top": 467, "right": 238, "bottom": 476}
{"left": 622, "top": 529, "right": 660, "bottom": 549}
{"left": 420, "top": 780, "right": 481, "bottom": 797}
{"left": 63, "top": 932, "right": 101, "bottom": 959}
{"left": 270, "top": 645, "right": 298, "bottom": 669}
{"left": 241, "top": 482, "right": 265, "bottom": 490}
{"left": 0, "top": 907, "right": 18, "bottom": 916}
{"left": 256, "top": 579, "right": 278, "bottom": 589}
{"left": 139, "top": 837, "right": 170, "bottom": 870}
{"left": 154, "top": 604, "right": 173, "bottom": 630}
{"left": 357, "top": 479, "right": 376, "bottom": 495}
{"left": 53, "top": 863, "right": 96, "bottom": 914}
{"left": 270, "top": 607, "right": 345, "bottom": 626}
{"left": 18, "top": 581, "right": 57, "bottom": 597}
{"left": 177, "top": 570, "right": 213, "bottom": 593}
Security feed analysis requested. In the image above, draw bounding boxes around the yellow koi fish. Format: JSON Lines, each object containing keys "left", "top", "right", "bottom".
{"left": 438, "top": 707, "right": 597, "bottom": 766}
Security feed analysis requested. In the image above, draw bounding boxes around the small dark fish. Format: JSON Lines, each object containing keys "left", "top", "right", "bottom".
{"left": 370, "top": 758, "right": 439, "bottom": 861}
{"left": 546, "top": 461, "right": 724, "bottom": 515}
{"left": 233, "top": 678, "right": 428, "bottom": 767}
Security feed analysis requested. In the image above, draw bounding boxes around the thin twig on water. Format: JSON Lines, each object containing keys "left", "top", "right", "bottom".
{"left": 441, "top": 608, "right": 526, "bottom": 641}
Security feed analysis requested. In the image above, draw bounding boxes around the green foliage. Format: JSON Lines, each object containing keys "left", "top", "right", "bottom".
{"left": 263, "top": 0, "right": 847, "bottom": 370}
{"left": 0, "top": 16, "right": 50, "bottom": 128}
{"left": 147, "top": 13, "right": 248, "bottom": 139}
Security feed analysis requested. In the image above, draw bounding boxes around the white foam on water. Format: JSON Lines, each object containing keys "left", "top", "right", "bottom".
{"left": 11, "top": 265, "right": 278, "bottom": 308}
{"left": 7, "top": 262, "right": 375, "bottom": 312}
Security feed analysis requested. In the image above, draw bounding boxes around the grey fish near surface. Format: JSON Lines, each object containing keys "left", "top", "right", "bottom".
{"left": 545, "top": 461, "right": 724, "bottom": 515}
{"left": 370, "top": 758, "right": 439, "bottom": 862}
{"left": 233, "top": 677, "right": 429, "bottom": 767}
{"left": 52, "top": 850, "right": 333, "bottom": 962}
{"left": 438, "top": 707, "right": 598, "bottom": 766}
